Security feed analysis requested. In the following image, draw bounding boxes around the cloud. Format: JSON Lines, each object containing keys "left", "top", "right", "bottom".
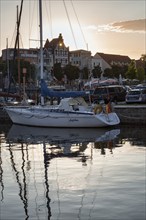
{"left": 87, "top": 19, "right": 146, "bottom": 33}
{"left": 112, "top": 19, "right": 146, "bottom": 33}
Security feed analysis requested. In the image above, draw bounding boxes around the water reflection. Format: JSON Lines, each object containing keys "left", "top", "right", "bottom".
{"left": 0, "top": 124, "right": 145, "bottom": 220}
{"left": 8, "top": 144, "right": 29, "bottom": 219}
{"left": 7, "top": 124, "right": 121, "bottom": 159}
{"left": 43, "top": 142, "right": 52, "bottom": 219}
{"left": 7, "top": 124, "right": 120, "bottom": 143}
{"left": 0, "top": 124, "right": 120, "bottom": 219}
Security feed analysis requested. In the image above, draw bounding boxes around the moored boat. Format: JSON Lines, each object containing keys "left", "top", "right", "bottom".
{"left": 4, "top": 0, "right": 120, "bottom": 128}
{"left": 5, "top": 97, "right": 120, "bottom": 127}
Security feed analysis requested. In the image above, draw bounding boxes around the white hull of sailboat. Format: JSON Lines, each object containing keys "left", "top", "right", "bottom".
{"left": 5, "top": 106, "right": 120, "bottom": 128}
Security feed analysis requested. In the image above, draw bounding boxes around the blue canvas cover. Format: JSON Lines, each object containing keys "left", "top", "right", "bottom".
{"left": 41, "top": 79, "right": 86, "bottom": 98}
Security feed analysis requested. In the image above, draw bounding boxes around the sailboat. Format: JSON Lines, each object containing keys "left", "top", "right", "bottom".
{"left": 4, "top": 0, "right": 120, "bottom": 128}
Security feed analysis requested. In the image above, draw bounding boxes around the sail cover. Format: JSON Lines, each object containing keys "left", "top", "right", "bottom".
{"left": 41, "top": 79, "right": 86, "bottom": 98}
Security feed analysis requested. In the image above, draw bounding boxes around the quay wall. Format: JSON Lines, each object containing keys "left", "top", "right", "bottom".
{"left": 0, "top": 105, "right": 146, "bottom": 125}
{"left": 114, "top": 105, "right": 146, "bottom": 125}
{"left": 0, "top": 107, "right": 10, "bottom": 122}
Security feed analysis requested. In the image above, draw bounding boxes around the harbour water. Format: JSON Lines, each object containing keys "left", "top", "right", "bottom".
{"left": 0, "top": 123, "right": 145, "bottom": 220}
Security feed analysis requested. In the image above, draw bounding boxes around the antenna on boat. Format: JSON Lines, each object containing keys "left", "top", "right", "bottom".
{"left": 39, "top": 0, "right": 44, "bottom": 105}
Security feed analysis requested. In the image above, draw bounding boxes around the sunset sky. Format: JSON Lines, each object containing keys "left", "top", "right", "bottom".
{"left": 0, "top": 0, "right": 146, "bottom": 60}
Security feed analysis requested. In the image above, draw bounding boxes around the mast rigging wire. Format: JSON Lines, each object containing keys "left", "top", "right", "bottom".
{"left": 0, "top": 0, "right": 1, "bottom": 54}
{"left": 29, "top": 0, "right": 39, "bottom": 48}
{"left": 44, "top": 0, "right": 53, "bottom": 39}
{"left": 71, "top": 0, "right": 87, "bottom": 50}
{"left": 63, "top": 0, "right": 78, "bottom": 49}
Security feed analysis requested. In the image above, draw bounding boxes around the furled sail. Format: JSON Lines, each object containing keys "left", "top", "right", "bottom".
{"left": 41, "top": 79, "right": 86, "bottom": 98}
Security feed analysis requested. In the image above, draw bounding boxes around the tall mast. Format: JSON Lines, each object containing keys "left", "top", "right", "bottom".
{"left": 8, "top": 0, "right": 23, "bottom": 94}
{"left": 17, "top": 5, "right": 20, "bottom": 86}
{"left": 39, "top": 0, "right": 44, "bottom": 105}
{"left": 6, "top": 38, "right": 10, "bottom": 85}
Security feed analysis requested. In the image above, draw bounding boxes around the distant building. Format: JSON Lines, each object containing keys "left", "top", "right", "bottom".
{"left": 94, "top": 52, "right": 131, "bottom": 72}
{"left": 44, "top": 33, "right": 69, "bottom": 69}
{"left": 91, "top": 56, "right": 103, "bottom": 71}
{"left": 2, "top": 33, "right": 69, "bottom": 70}
{"left": 2, "top": 33, "right": 70, "bottom": 81}
{"left": 1, "top": 36, "right": 133, "bottom": 81}
{"left": 2, "top": 48, "right": 39, "bottom": 65}
{"left": 70, "top": 49, "right": 92, "bottom": 70}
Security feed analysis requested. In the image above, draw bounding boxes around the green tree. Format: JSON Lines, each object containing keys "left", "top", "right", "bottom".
{"left": 140, "top": 54, "right": 146, "bottom": 62}
{"left": 136, "top": 67, "right": 145, "bottom": 82}
{"left": 63, "top": 64, "right": 79, "bottom": 81}
{"left": 126, "top": 60, "right": 137, "bottom": 80}
{"left": 111, "top": 65, "right": 120, "bottom": 78}
{"left": 92, "top": 65, "right": 102, "bottom": 78}
{"left": 4, "top": 60, "right": 36, "bottom": 83}
{"left": 104, "top": 68, "right": 113, "bottom": 78}
{"left": 140, "top": 54, "right": 146, "bottom": 80}
{"left": 53, "top": 63, "right": 63, "bottom": 81}
{"left": 111, "top": 64, "right": 128, "bottom": 79}
{"left": 81, "top": 67, "right": 89, "bottom": 79}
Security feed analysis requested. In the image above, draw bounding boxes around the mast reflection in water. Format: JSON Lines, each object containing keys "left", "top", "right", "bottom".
{"left": 0, "top": 124, "right": 145, "bottom": 220}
